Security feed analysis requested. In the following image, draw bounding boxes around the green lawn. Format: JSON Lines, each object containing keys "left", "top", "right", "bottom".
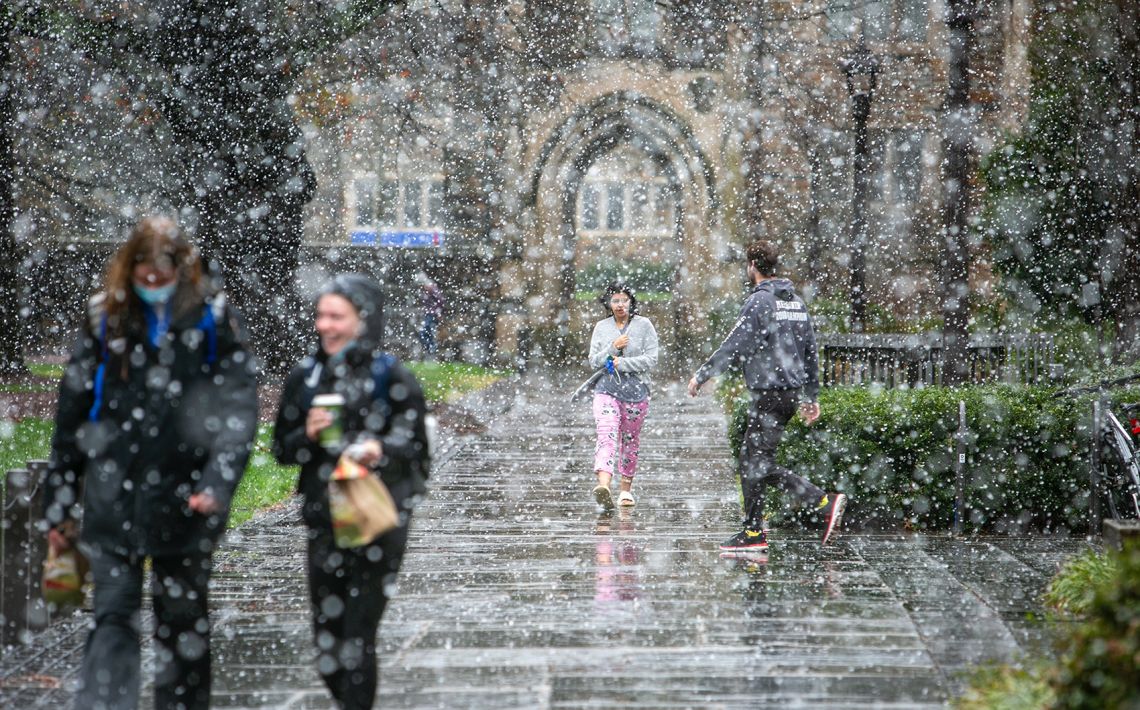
{"left": 28, "top": 363, "right": 65, "bottom": 380}
{"left": 0, "top": 362, "right": 61, "bottom": 393}
{"left": 406, "top": 361, "right": 509, "bottom": 404}
{"left": 1, "top": 360, "right": 507, "bottom": 527}
{"left": 228, "top": 425, "right": 298, "bottom": 527}
{"left": 573, "top": 290, "right": 673, "bottom": 302}
{"left": 0, "top": 418, "right": 53, "bottom": 474}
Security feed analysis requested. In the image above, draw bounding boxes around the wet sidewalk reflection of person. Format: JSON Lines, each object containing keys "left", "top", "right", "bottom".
{"left": 42, "top": 216, "right": 259, "bottom": 709}
{"left": 273, "top": 274, "right": 431, "bottom": 710}
{"left": 593, "top": 511, "right": 641, "bottom": 610}
{"left": 587, "top": 283, "right": 659, "bottom": 509}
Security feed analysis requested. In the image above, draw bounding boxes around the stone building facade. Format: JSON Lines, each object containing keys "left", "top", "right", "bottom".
{"left": 299, "top": 0, "right": 1034, "bottom": 367}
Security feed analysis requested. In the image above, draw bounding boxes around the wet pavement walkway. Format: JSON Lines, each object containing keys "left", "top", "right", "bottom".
{"left": 1, "top": 374, "right": 1093, "bottom": 708}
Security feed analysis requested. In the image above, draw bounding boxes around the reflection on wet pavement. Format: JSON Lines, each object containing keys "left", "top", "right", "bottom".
{"left": 0, "top": 377, "right": 1094, "bottom": 708}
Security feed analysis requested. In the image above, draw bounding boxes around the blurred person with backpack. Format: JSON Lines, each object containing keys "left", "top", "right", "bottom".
{"left": 42, "top": 215, "right": 258, "bottom": 709}
{"left": 272, "top": 273, "right": 431, "bottom": 710}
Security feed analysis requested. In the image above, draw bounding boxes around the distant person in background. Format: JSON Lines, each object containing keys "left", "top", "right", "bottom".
{"left": 587, "top": 282, "right": 660, "bottom": 509}
{"left": 417, "top": 273, "right": 444, "bottom": 359}
{"left": 43, "top": 215, "right": 258, "bottom": 709}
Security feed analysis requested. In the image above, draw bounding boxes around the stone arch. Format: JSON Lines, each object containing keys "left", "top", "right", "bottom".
{"left": 521, "top": 91, "right": 724, "bottom": 366}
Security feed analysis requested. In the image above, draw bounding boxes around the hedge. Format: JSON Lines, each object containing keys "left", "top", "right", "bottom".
{"left": 723, "top": 381, "right": 1140, "bottom": 533}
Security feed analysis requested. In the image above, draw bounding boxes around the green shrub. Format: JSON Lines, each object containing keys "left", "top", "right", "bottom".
{"left": 575, "top": 259, "right": 677, "bottom": 295}
{"left": 1049, "top": 543, "right": 1140, "bottom": 709}
{"left": 722, "top": 381, "right": 1140, "bottom": 532}
{"left": 955, "top": 663, "right": 1054, "bottom": 710}
{"left": 1043, "top": 550, "right": 1117, "bottom": 617}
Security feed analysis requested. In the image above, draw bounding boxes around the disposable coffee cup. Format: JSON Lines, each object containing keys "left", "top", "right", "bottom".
{"left": 312, "top": 394, "right": 346, "bottom": 448}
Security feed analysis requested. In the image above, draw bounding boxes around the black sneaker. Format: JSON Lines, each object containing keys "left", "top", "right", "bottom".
{"left": 719, "top": 529, "right": 768, "bottom": 551}
{"left": 820, "top": 493, "right": 848, "bottom": 545}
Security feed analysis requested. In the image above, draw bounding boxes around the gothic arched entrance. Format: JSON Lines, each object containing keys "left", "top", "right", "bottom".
{"left": 522, "top": 91, "right": 722, "bottom": 369}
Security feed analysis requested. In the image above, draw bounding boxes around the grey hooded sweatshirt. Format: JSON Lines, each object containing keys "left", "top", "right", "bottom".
{"left": 695, "top": 278, "right": 819, "bottom": 401}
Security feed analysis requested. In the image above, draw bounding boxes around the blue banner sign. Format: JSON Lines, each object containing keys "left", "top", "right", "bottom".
{"left": 350, "top": 229, "right": 444, "bottom": 248}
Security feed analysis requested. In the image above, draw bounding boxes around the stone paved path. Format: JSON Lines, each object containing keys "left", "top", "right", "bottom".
{"left": 0, "top": 374, "right": 1093, "bottom": 708}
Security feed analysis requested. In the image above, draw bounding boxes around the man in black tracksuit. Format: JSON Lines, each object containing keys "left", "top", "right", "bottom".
{"left": 688, "top": 240, "right": 847, "bottom": 552}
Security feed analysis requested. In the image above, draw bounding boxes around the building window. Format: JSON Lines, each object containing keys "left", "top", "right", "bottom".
{"left": 577, "top": 179, "right": 676, "bottom": 236}
{"left": 593, "top": 0, "right": 661, "bottom": 57}
{"left": 580, "top": 183, "right": 600, "bottom": 230}
{"left": 352, "top": 175, "right": 377, "bottom": 228}
{"left": 350, "top": 174, "right": 445, "bottom": 230}
{"left": 868, "top": 129, "right": 926, "bottom": 234}
{"left": 827, "top": 0, "right": 928, "bottom": 43}
{"left": 377, "top": 179, "right": 398, "bottom": 225}
{"left": 898, "top": 0, "right": 928, "bottom": 42}
{"left": 427, "top": 181, "right": 445, "bottom": 226}
{"left": 605, "top": 183, "right": 625, "bottom": 231}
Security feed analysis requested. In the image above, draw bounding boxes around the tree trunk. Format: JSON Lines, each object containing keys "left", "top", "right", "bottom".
{"left": 1110, "top": 0, "right": 1140, "bottom": 361}
{"left": 155, "top": 9, "right": 316, "bottom": 374}
{"left": 940, "top": 0, "right": 976, "bottom": 386}
{"left": 0, "top": 22, "right": 27, "bottom": 376}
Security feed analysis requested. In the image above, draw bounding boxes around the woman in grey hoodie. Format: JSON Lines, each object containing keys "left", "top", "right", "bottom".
{"left": 587, "top": 283, "right": 660, "bottom": 508}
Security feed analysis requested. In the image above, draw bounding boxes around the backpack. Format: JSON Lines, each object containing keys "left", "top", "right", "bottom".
{"left": 86, "top": 293, "right": 225, "bottom": 422}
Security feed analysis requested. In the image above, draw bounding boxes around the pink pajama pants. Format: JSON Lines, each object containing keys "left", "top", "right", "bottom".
{"left": 593, "top": 393, "right": 649, "bottom": 479}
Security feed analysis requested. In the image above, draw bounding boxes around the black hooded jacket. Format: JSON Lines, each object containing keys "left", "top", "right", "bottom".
{"left": 695, "top": 278, "right": 820, "bottom": 401}
{"left": 43, "top": 292, "right": 259, "bottom": 557}
{"left": 271, "top": 346, "right": 430, "bottom": 529}
{"left": 271, "top": 274, "right": 430, "bottom": 530}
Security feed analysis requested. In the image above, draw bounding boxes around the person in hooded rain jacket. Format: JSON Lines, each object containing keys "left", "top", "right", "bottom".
{"left": 42, "top": 215, "right": 259, "bottom": 710}
{"left": 272, "top": 274, "right": 430, "bottom": 710}
{"left": 687, "top": 240, "right": 847, "bottom": 553}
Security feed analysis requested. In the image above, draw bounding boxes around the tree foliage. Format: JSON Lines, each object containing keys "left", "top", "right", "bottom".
{"left": 3, "top": 0, "right": 403, "bottom": 372}
{"left": 982, "top": 0, "right": 1140, "bottom": 357}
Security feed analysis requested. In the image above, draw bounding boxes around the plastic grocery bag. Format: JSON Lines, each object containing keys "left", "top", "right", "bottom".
{"left": 328, "top": 453, "right": 399, "bottom": 548}
{"left": 42, "top": 546, "right": 89, "bottom": 609}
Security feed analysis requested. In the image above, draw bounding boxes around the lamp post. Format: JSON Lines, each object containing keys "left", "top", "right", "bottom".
{"left": 840, "top": 32, "right": 880, "bottom": 333}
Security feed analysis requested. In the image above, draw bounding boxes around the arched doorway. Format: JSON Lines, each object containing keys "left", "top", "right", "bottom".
{"left": 524, "top": 91, "right": 721, "bottom": 369}
{"left": 571, "top": 144, "right": 682, "bottom": 326}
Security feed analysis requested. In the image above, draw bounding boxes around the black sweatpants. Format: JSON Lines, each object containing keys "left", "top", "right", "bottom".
{"left": 77, "top": 547, "right": 213, "bottom": 710}
{"left": 306, "top": 491, "right": 412, "bottom": 710}
{"left": 740, "top": 389, "right": 825, "bottom": 531}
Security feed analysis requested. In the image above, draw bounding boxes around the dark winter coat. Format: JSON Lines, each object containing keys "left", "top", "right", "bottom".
{"left": 43, "top": 293, "right": 259, "bottom": 557}
{"left": 271, "top": 346, "right": 430, "bottom": 530}
{"left": 695, "top": 277, "right": 820, "bottom": 401}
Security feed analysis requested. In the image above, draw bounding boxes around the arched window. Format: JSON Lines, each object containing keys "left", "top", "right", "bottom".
{"left": 573, "top": 145, "right": 681, "bottom": 298}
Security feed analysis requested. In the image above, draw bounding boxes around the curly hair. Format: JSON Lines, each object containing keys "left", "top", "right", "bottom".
{"left": 102, "top": 216, "right": 204, "bottom": 335}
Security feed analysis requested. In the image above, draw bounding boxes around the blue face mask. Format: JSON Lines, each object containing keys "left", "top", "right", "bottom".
{"left": 133, "top": 282, "right": 176, "bottom": 306}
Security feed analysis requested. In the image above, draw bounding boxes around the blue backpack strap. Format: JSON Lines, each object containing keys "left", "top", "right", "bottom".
{"left": 371, "top": 353, "right": 397, "bottom": 409}
{"left": 87, "top": 300, "right": 220, "bottom": 423}
{"left": 196, "top": 302, "right": 218, "bottom": 366}
{"left": 88, "top": 313, "right": 109, "bottom": 422}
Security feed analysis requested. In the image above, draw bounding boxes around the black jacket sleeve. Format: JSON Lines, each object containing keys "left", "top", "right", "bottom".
{"left": 43, "top": 326, "right": 100, "bottom": 526}
{"left": 374, "top": 363, "right": 430, "bottom": 480}
{"left": 189, "top": 304, "right": 259, "bottom": 513}
{"left": 695, "top": 294, "right": 765, "bottom": 384}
